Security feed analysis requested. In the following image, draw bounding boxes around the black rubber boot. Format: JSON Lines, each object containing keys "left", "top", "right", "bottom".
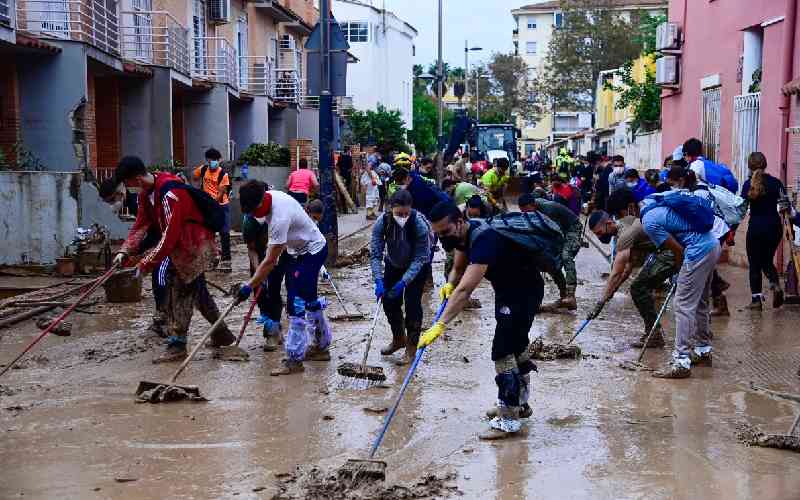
{"left": 381, "top": 321, "right": 406, "bottom": 356}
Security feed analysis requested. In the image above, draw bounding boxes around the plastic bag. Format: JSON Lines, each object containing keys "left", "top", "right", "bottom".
{"left": 307, "top": 298, "right": 332, "bottom": 351}
{"left": 285, "top": 316, "right": 308, "bottom": 361}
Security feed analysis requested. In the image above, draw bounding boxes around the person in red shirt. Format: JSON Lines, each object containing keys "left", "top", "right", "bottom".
{"left": 111, "top": 156, "right": 235, "bottom": 363}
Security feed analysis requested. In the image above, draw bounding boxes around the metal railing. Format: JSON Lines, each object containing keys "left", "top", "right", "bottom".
{"left": 17, "top": 0, "right": 119, "bottom": 55}
{"left": 192, "top": 36, "right": 237, "bottom": 88}
{"left": 238, "top": 55, "right": 273, "bottom": 96}
{"left": 300, "top": 94, "right": 354, "bottom": 115}
{"left": 1, "top": 0, "right": 13, "bottom": 27}
{"left": 272, "top": 68, "right": 298, "bottom": 102}
{"left": 120, "top": 10, "right": 189, "bottom": 75}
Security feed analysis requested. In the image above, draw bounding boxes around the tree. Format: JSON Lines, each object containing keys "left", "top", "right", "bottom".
{"left": 533, "top": 0, "right": 644, "bottom": 111}
{"left": 427, "top": 62, "right": 451, "bottom": 98}
{"left": 464, "top": 55, "right": 538, "bottom": 125}
{"left": 407, "top": 94, "right": 439, "bottom": 155}
{"left": 346, "top": 105, "right": 409, "bottom": 154}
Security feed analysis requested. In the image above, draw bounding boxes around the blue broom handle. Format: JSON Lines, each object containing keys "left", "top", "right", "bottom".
{"left": 369, "top": 300, "right": 448, "bottom": 458}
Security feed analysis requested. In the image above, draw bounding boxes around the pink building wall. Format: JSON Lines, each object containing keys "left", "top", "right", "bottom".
{"left": 661, "top": 0, "right": 796, "bottom": 183}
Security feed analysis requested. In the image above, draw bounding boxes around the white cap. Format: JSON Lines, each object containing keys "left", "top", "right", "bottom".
{"left": 689, "top": 159, "right": 707, "bottom": 183}
{"left": 672, "top": 145, "right": 684, "bottom": 161}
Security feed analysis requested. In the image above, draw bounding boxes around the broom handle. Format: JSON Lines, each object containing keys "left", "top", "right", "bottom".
{"left": 169, "top": 299, "right": 239, "bottom": 384}
{"left": 369, "top": 300, "right": 448, "bottom": 459}
{"left": 359, "top": 298, "right": 383, "bottom": 374}
{"left": 0, "top": 264, "right": 120, "bottom": 378}
{"left": 324, "top": 267, "right": 351, "bottom": 316}
{"left": 636, "top": 281, "right": 677, "bottom": 363}
{"left": 235, "top": 286, "right": 262, "bottom": 346}
{"left": 566, "top": 318, "right": 592, "bottom": 345}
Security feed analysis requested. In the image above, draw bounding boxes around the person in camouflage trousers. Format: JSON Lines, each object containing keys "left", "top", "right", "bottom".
{"left": 587, "top": 211, "right": 679, "bottom": 348}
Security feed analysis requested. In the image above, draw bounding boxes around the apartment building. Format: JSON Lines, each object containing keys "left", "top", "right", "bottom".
{"left": 0, "top": 0, "right": 321, "bottom": 175}
{"left": 511, "top": 0, "right": 666, "bottom": 155}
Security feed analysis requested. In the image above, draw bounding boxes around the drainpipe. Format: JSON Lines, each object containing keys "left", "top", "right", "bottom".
{"left": 780, "top": 0, "right": 797, "bottom": 187}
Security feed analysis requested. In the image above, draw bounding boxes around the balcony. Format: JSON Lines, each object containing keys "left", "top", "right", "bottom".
{"left": 272, "top": 68, "right": 298, "bottom": 102}
{"left": 239, "top": 55, "right": 273, "bottom": 97}
{"left": 192, "top": 36, "right": 237, "bottom": 89}
{"left": 16, "top": 0, "right": 120, "bottom": 55}
{"left": 300, "top": 94, "right": 353, "bottom": 115}
{"left": 1, "top": 0, "right": 13, "bottom": 28}
{"left": 120, "top": 11, "right": 189, "bottom": 75}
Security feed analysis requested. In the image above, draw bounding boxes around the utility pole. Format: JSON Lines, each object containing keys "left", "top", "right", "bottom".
{"left": 464, "top": 40, "right": 468, "bottom": 114}
{"left": 318, "top": 0, "right": 337, "bottom": 262}
{"left": 437, "top": 0, "right": 443, "bottom": 147}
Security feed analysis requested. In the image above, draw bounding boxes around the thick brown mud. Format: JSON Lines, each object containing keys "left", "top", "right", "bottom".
{"left": 2, "top": 226, "right": 800, "bottom": 499}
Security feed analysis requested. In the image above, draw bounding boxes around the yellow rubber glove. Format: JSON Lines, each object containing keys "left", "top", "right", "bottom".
{"left": 418, "top": 321, "right": 446, "bottom": 348}
{"left": 439, "top": 282, "right": 455, "bottom": 301}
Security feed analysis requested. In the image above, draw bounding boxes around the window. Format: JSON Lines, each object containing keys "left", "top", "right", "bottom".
{"left": 554, "top": 11, "right": 564, "bottom": 28}
{"left": 527, "top": 17, "right": 536, "bottom": 29}
{"left": 526, "top": 41, "right": 537, "bottom": 54}
{"left": 340, "top": 21, "right": 369, "bottom": 43}
{"left": 412, "top": 44, "right": 415, "bottom": 56}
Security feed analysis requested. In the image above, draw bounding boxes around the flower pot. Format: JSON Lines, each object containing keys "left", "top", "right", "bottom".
{"left": 55, "top": 257, "right": 75, "bottom": 277}
{"left": 103, "top": 268, "right": 142, "bottom": 303}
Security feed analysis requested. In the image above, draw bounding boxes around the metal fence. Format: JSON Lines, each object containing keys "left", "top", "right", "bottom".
{"left": 238, "top": 55, "right": 273, "bottom": 96}
{"left": 0, "top": 0, "right": 13, "bottom": 27}
{"left": 192, "top": 36, "right": 237, "bottom": 88}
{"left": 120, "top": 10, "right": 189, "bottom": 75}
{"left": 732, "top": 92, "right": 760, "bottom": 191}
{"left": 701, "top": 87, "right": 722, "bottom": 163}
{"left": 17, "top": 0, "right": 119, "bottom": 55}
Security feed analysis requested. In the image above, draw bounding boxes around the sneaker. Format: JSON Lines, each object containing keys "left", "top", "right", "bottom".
{"left": 486, "top": 403, "right": 533, "bottom": 419}
{"left": 270, "top": 359, "right": 305, "bottom": 376}
{"left": 630, "top": 329, "right": 665, "bottom": 348}
{"left": 305, "top": 346, "right": 331, "bottom": 361}
{"left": 478, "top": 416, "right": 522, "bottom": 440}
{"left": 689, "top": 350, "right": 713, "bottom": 367}
{"left": 558, "top": 296, "right": 577, "bottom": 311}
{"left": 152, "top": 344, "right": 187, "bottom": 364}
{"left": 748, "top": 296, "right": 764, "bottom": 311}
{"left": 652, "top": 359, "right": 691, "bottom": 379}
{"left": 263, "top": 334, "right": 280, "bottom": 352}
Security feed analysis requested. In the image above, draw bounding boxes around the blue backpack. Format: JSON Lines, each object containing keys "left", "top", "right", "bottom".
{"left": 701, "top": 159, "right": 739, "bottom": 193}
{"left": 640, "top": 191, "right": 715, "bottom": 233}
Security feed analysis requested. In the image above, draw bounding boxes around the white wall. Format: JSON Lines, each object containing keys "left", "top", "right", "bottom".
{"left": 333, "top": 0, "right": 416, "bottom": 130}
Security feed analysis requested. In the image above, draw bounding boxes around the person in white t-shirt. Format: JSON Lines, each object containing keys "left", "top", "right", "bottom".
{"left": 236, "top": 181, "right": 331, "bottom": 376}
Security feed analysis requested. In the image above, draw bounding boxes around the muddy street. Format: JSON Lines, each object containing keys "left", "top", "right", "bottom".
{"left": 2, "top": 227, "right": 800, "bottom": 499}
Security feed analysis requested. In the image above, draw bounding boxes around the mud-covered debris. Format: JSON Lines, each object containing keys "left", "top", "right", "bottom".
{"left": 272, "top": 466, "right": 461, "bottom": 500}
{"left": 135, "top": 385, "right": 209, "bottom": 404}
{"left": 363, "top": 406, "right": 388, "bottom": 414}
{"left": 736, "top": 423, "right": 800, "bottom": 452}
{"left": 36, "top": 316, "right": 72, "bottom": 337}
{"left": 0, "top": 385, "right": 18, "bottom": 396}
{"left": 529, "top": 337, "right": 581, "bottom": 361}
{"left": 334, "top": 246, "right": 370, "bottom": 268}
{"left": 114, "top": 477, "right": 138, "bottom": 483}
{"left": 322, "top": 415, "right": 335, "bottom": 421}
{"left": 12, "top": 355, "right": 49, "bottom": 369}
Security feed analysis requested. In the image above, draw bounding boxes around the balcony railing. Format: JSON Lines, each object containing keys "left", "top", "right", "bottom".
{"left": 300, "top": 94, "right": 353, "bottom": 115}
{"left": 120, "top": 10, "right": 189, "bottom": 75}
{"left": 192, "top": 36, "right": 237, "bottom": 88}
{"left": 272, "top": 68, "right": 298, "bottom": 102}
{"left": 17, "top": 0, "right": 119, "bottom": 55}
{"left": 239, "top": 55, "right": 273, "bottom": 96}
{"left": 1, "top": 0, "right": 13, "bottom": 27}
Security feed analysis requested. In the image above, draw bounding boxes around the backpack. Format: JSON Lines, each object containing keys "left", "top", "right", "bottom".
{"left": 200, "top": 165, "right": 231, "bottom": 197}
{"left": 469, "top": 211, "right": 565, "bottom": 274}
{"left": 696, "top": 184, "right": 748, "bottom": 226}
{"left": 640, "top": 191, "right": 715, "bottom": 233}
{"left": 159, "top": 180, "right": 226, "bottom": 233}
{"left": 701, "top": 159, "right": 739, "bottom": 194}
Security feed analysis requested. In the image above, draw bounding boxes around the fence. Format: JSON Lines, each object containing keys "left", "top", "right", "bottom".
{"left": 701, "top": 87, "right": 722, "bottom": 163}
{"left": 238, "top": 55, "right": 273, "bottom": 96}
{"left": 0, "top": 0, "right": 12, "bottom": 26}
{"left": 120, "top": 10, "right": 189, "bottom": 75}
{"left": 17, "top": 0, "right": 119, "bottom": 55}
{"left": 732, "top": 92, "right": 760, "bottom": 191}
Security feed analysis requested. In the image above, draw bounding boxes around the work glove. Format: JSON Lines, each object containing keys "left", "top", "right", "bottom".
{"left": 234, "top": 283, "right": 252, "bottom": 304}
{"left": 374, "top": 279, "right": 385, "bottom": 300}
{"left": 387, "top": 280, "right": 406, "bottom": 300}
{"left": 439, "top": 282, "right": 456, "bottom": 302}
{"left": 586, "top": 300, "right": 605, "bottom": 320}
{"left": 418, "top": 321, "right": 446, "bottom": 348}
{"left": 112, "top": 252, "right": 126, "bottom": 267}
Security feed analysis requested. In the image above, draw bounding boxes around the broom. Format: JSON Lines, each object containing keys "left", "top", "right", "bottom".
{"left": 336, "top": 299, "right": 386, "bottom": 385}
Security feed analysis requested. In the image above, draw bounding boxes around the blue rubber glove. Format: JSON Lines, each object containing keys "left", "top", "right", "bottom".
{"left": 235, "top": 283, "right": 252, "bottom": 303}
{"left": 387, "top": 280, "right": 406, "bottom": 300}
{"left": 374, "top": 279, "right": 385, "bottom": 300}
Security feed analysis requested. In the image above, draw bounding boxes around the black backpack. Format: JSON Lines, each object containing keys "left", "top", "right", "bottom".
{"left": 159, "top": 180, "right": 226, "bottom": 233}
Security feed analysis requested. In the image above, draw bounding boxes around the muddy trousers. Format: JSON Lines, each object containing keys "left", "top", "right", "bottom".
{"left": 560, "top": 223, "right": 583, "bottom": 289}
{"left": 746, "top": 218, "right": 782, "bottom": 295}
{"left": 165, "top": 272, "right": 227, "bottom": 343}
{"left": 630, "top": 250, "right": 678, "bottom": 333}
{"left": 491, "top": 281, "right": 543, "bottom": 412}
{"left": 673, "top": 244, "right": 721, "bottom": 359}
{"left": 383, "top": 262, "right": 430, "bottom": 345}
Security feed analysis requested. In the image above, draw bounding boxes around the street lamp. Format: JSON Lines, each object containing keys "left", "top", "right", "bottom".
{"left": 464, "top": 42, "right": 482, "bottom": 114}
{"left": 476, "top": 73, "right": 490, "bottom": 124}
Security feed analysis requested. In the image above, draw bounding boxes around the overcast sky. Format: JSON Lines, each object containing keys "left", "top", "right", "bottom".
{"left": 381, "top": 0, "right": 520, "bottom": 70}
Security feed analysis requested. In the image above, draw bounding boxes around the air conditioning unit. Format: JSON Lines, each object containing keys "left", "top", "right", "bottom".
{"left": 656, "top": 56, "right": 679, "bottom": 86}
{"left": 208, "top": 0, "right": 230, "bottom": 24}
{"left": 656, "top": 22, "right": 680, "bottom": 50}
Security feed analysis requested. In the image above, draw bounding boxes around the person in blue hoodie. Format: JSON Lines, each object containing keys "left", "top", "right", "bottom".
{"left": 391, "top": 167, "right": 451, "bottom": 219}
{"left": 624, "top": 169, "right": 656, "bottom": 203}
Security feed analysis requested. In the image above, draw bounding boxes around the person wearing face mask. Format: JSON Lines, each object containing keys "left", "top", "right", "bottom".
{"left": 607, "top": 155, "right": 628, "bottom": 197}
{"left": 369, "top": 190, "right": 433, "bottom": 365}
{"left": 236, "top": 181, "right": 330, "bottom": 375}
{"left": 550, "top": 172, "right": 580, "bottom": 215}
{"left": 111, "top": 156, "right": 236, "bottom": 363}
{"left": 623, "top": 168, "right": 655, "bottom": 204}
{"left": 391, "top": 167, "right": 451, "bottom": 220}
{"left": 193, "top": 148, "right": 232, "bottom": 272}
{"left": 587, "top": 209, "right": 678, "bottom": 348}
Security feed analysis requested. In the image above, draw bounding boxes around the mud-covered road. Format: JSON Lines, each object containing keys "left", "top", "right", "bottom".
{"left": 2, "top": 223, "right": 800, "bottom": 499}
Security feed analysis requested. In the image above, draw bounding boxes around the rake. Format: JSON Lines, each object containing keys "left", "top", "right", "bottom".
{"left": 336, "top": 299, "right": 386, "bottom": 385}
{"left": 619, "top": 281, "right": 677, "bottom": 372}
{"left": 322, "top": 265, "right": 367, "bottom": 321}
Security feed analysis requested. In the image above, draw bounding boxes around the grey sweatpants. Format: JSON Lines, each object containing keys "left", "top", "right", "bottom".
{"left": 673, "top": 243, "right": 721, "bottom": 358}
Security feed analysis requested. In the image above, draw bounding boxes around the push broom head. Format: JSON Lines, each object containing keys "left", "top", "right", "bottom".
{"left": 336, "top": 362, "right": 386, "bottom": 382}
{"left": 338, "top": 459, "right": 387, "bottom": 482}
{"left": 135, "top": 381, "right": 208, "bottom": 403}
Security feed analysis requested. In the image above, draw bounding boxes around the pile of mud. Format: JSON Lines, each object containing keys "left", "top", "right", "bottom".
{"left": 272, "top": 466, "right": 461, "bottom": 500}
{"left": 335, "top": 246, "right": 370, "bottom": 268}
{"left": 529, "top": 337, "right": 581, "bottom": 361}
{"left": 736, "top": 423, "right": 800, "bottom": 452}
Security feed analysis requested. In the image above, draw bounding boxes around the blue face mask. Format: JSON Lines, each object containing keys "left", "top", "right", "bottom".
{"left": 209, "top": 160, "right": 220, "bottom": 169}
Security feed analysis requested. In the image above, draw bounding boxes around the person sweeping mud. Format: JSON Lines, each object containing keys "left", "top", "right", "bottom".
{"left": 110, "top": 156, "right": 236, "bottom": 363}
{"left": 421, "top": 201, "right": 561, "bottom": 440}
{"left": 370, "top": 190, "right": 432, "bottom": 366}
{"left": 236, "top": 181, "right": 330, "bottom": 375}
{"left": 519, "top": 192, "right": 581, "bottom": 310}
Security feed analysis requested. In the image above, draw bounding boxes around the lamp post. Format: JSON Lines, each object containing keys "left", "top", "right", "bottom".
{"left": 436, "top": 0, "right": 443, "bottom": 148}
{"left": 464, "top": 42, "right": 482, "bottom": 114}
{"left": 476, "top": 73, "right": 489, "bottom": 124}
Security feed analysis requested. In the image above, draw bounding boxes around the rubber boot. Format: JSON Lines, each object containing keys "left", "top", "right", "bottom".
{"left": 270, "top": 358, "right": 305, "bottom": 376}
{"left": 305, "top": 308, "right": 331, "bottom": 361}
{"left": 558, "top": 286, "right": 578, "bottom": 310}
{"left": 652, "top": 356, "right": 691, "bottom": 379}
{"left": 262, "top": 318, "right": 282, "bottom": 352}
{"left": 710, "top": 295, "right": 730, "bottom": 317}
{"left": 381, "top": 321, "right": 406, "bottom": 356}
{"left": 771, "top": 282, "right": 785, "bottom": 309}
{"left": 153, "top": 337, "right": 187, "bottom": 364}
{"left": 395, "top": 321, "right": 420, "bottom": 366}
{"left": 207, "top": 323, "right": 236, "bottom": 348}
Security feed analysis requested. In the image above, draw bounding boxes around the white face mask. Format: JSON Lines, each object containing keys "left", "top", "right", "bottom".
{"left": 393, "top": 215, "right": 410, "bottom": 227}
{"left": 209, "top": 160, "right": 220, "bottom": 169}
{"left": 254, "top": 216, "right": 267, "bottom": 224}
{"left": 626, "top": 181, "right": 637, "bottom": 189}
{"left": 613, "top": 166, "right": 625, "bottom": 175}
{"left": 127, "top": 187, "right": 142, "bottom": 194}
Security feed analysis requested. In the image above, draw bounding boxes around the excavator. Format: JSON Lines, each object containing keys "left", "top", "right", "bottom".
{"left": 443, "top": 113, "right": 521, "bottom": 172}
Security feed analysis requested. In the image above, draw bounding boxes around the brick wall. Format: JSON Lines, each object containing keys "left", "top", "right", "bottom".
{"left": 0, "top": 60, "right": 20, "bottom": 167}
{"left": 94, "top": 77, "right": 121, "bottom": 169}
{"left": 85, "top": 73, "right": 97, "bottom": 169}
{"left": 289, "top": 138, "right": 313, "bottom": 171}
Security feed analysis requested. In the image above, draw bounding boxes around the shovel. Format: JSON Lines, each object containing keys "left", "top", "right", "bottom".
{"left": 340, "top": 300, "right": 448, "bottom": 482}
{"left": 619, "top": 281, "right": 677, "bottom": 372}
{"left": 337, "top": 299, "right": 386, "bottom": 385}
{"left": 136, "top": 298, "right": 240, "bottom": 401}
{"left": 322, "top": 265, "right": 367, "bottom": 321}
